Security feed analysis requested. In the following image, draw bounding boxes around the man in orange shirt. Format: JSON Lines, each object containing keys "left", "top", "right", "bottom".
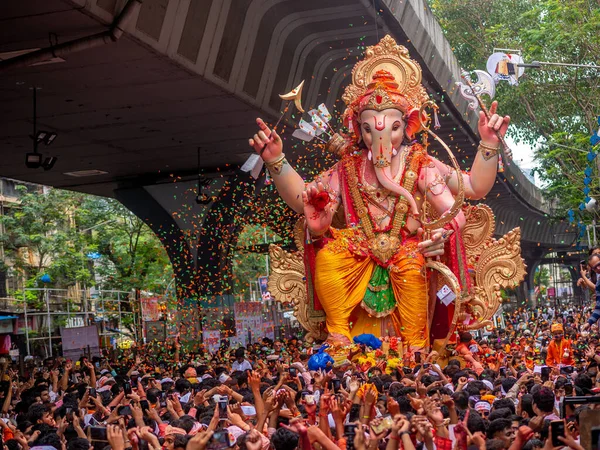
{"left": 545, "top": 323, "right": 574, "bottom": 367}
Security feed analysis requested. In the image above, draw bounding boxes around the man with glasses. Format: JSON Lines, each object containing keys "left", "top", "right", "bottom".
{"left": 545, "top": 323, "right": 574, "bottom": 367}
{"left": 582, "top": 253, "right": 600, "bottom": 331}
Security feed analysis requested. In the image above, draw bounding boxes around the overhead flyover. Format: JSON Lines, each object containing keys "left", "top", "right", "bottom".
{"left": 0, "top": 0, "right": 578, "bottom": 304}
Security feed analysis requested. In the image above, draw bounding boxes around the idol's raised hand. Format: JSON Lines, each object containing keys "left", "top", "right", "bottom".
{"left": 477, "top": 101, "right": 510, "bottom": 150}
{"left": 249, "top": 118, "right": 282, "bottom": 163}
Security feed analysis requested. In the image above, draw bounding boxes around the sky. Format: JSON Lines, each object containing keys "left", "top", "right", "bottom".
{"left": 504, "top": 133, "right": 544, "bottom": 187}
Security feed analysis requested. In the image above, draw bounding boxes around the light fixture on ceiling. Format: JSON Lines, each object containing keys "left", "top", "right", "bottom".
{"left": 26, "top": 87, "right": 58, "bottom": 171}
{"left": 25, "top": 152, "right": 42, "bottom": 169}
{"left": 64, "top": 169, "right": 108, "bottom": 177}
{"left": 36, "top": 131, "right": 57, "bottom": 146}
{"left": 42, "top": 156, "right": 58, "bottom": 171}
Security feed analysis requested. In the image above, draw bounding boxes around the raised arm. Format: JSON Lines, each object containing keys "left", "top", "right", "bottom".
{"left": 432, "top": 101, "right": 510, "bottom": 200}
{"left": 249, "top": 118, "right": 307, "bottom": 213}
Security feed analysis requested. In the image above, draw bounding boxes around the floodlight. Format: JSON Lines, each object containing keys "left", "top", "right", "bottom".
{"left": 25, "top": 152, "right": 42, "bottom": 169}
{"left": 42, "top": 156, "right": 57, "bottom": 171}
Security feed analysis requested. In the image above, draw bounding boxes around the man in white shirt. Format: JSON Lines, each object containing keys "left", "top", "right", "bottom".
{"left": 232, "top": 348, "right": 252, "bottom": 372}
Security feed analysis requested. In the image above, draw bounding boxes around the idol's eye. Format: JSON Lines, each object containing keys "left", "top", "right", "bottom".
{"left": 392, "top": 121, "right": 402, "bottom": 131}
{"left": 363, "top": 124, "right": 371, "bottom": 133}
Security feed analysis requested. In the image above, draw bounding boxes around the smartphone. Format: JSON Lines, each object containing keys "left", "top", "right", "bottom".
{"left": 581, "top": 259, "right": 588, "bottom": 269}
{"left": 331, "top": 379, "right": 341, "bottom": 393}
{"left": 118, "top": 405, "right": 132, "bottom": 416}
{"left": 344, "top": 424, "right": 357, "bottom": 450}
{"left": 414, "top": 352, "right": 422, "bottom": 364}
{"left": 499, "top": 367, "right": 507, "bottom": 377}
{"left": 140, "top": 399, "right": 150, "bottom": 411}
{"left": 123, "top": 381, "right": 132, "bottom": 396}
{"left": 423, "top": 363, "right": 431, "bottom": 369}
{"left": 591, "top": 426, "right": 600, "bottom": 448}
{"left": 551, "top": 420, "right": 565, "bottom": 446}
{"left": 541, "top": 367, "right": 551, "bottom": 382}
{"left": 89, "top": 388, "right": 97, "bottom": 398}
{"left": 88, "top": 426, "right": 108, "bottom": 441}
{"left": 349, "top": 404, "right": 361, "bottom": 423}
{"left": 131, "top": 375, "right": 139, "bottom": 385}
{"left": 208, "top": 430, "right": 234, "bottom": 450}
{"left": 289, "top": 367, "right": 297, "bottom": 378}
{"left": 218, "top": 395, "right": 228, "bottom": 420}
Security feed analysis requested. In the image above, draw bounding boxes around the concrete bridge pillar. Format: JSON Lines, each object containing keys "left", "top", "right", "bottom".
{"left": 115, "top": 185, "right": 201, "bottom": 342}
{"left": 115, "top": 170, "right": 296, "bottom": 344}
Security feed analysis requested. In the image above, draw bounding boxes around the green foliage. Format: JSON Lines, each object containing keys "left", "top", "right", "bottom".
{"left": 533, "top": 266, "right": 550, "bottom": 296}
{"left": 1, "top": 185, "right": 173, "bottom": 294}
{"left": 429, "top": 0, "right": 600, "bottom": 217}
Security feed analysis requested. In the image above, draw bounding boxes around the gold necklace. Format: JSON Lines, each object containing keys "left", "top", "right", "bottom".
{"left": 344, "top": 145, "right": 421, "bottom": 263}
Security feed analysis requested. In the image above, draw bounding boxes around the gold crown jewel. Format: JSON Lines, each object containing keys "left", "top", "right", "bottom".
{"left": 342, "top": 35, "right": 429, "bottom": 123}
{"left": 374, "top": 154, "right": 391, "bottom": 168}
{"left": 364, "top": 87, "right": 398, "bottom": 112}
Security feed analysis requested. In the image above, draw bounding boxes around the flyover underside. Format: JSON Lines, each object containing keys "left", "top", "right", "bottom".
{"left": 0, "top": 0, "right": 577, "bottom": 304}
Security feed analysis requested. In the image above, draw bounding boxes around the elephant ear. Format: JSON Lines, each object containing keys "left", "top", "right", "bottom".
{"left": 405, "top": 108, "right": 428, "bottom": 138}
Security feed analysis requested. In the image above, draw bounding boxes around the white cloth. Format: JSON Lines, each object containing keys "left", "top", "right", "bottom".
{"left": 232, "top": 359, "right": 253, "bottom": 372}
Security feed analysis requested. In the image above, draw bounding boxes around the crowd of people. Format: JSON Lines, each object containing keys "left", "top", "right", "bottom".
{"left": 1, "top": 250, "right": 600, "bottom": 450}
{"left": 0, "top": 317, "right": 598, "bottom": 450}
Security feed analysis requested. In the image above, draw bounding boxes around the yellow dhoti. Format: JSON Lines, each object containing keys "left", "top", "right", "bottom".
{"left": 314, "top": 231, "right": 429, "bottom": 349}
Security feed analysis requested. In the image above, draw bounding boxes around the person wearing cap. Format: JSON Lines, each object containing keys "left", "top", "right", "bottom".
{"left": 474, "top": 400, "right": 491, "bottom": 418}
{"left": 546, "top": 323, "right": 574, "bottom": 367}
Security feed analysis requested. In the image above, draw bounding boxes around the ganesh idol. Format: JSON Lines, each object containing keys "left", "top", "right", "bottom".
{"left": 249, "top": 36, "right": 510, "bottom": 351}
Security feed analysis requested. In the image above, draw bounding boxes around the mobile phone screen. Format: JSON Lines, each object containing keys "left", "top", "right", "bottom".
{"left": 218, "top": 396, "right": 228, "bottom": 419}
{"left": 208, "top": 431, "right": 231, "bottom": 450}
{"left": 118, "top": 405, "right": 132, "bottom": 416}
{"left": 550, "top": 421, "right": 565, "bottom": 446}
{"left": 541, "top": 367, "right": 551, "bottom": 382}
{"left": 88, "top": 426, "right": 108, "bottom": 441}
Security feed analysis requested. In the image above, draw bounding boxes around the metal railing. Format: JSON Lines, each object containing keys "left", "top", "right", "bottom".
{"left": 18, "top": 288, "right": 136, "bottom": 357}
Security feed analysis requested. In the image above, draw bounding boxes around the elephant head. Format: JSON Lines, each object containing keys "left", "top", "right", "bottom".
{"left": 358, "top": 107, "right": 420, "bottom": 214}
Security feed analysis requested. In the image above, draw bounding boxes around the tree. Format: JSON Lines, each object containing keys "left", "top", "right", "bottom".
{"left": 75, "top": 196, "right": 173, "bottom": 293}
{"left": 0, "top": 185, "right": 173, "bottom": 294}
{"left": 0, "top": 185, "right": 90, "bottom": 284}
{"left": 533, "top": 266, "right": 550, "bottom": 298}
{"left": 429, "top": 0, "right": 600, "bottom": 218}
